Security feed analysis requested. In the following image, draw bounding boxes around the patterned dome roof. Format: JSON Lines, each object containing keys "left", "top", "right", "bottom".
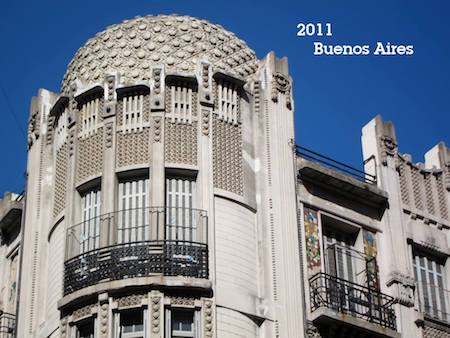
{"left": 62, "top": 15, "right": 259, "bottom": 93}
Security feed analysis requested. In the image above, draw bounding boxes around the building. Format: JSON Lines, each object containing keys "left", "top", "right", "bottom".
{"left": 0, "top": 14, "right": 449, "bottom": 338}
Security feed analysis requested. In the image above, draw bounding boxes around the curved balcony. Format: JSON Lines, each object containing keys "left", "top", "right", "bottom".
{"left": 64, "top": 207, "right": 208, "bottom": 295}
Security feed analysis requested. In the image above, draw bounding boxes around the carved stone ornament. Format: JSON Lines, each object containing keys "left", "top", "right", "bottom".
{"left": 445, "top": 163, "right": 450, "bottom": 191}
{"left": 60, "top": 317, "right": 68, "bottom": 338}
{"left": 203, "top": 300, "right": 213, "bottom": 338}
{"left": 201, "top": 109, "right": 210, "bottom": 136}
{"left": 73, "top": 303, "right": 96, "bottom": 321}
{"left": 380, "top": 136, "right": 398, "bottom": 165}
{"left": 386, "top": 270, "right": 415, "bottom": 307}
{"left": 27, "top": 110, "right": 40, "bottom": 149}
{"left": 117, "top": 293, "right": 145, "bottom": 308}
{"left": 105, "top": 122, "right": 113, "bottom": 148}
{"left": 99, "top": 301, "right": 109, "bottom": 338}
{"left": 150, "top": 293, "right": 162, "bottom": 337}
{"left": 271, "top": 72, "right": 292, "bottom": 109}
{"left": 306, "top": 321, "right": 321, "bottom": 338}
{"left": 153, "top": 117, "right": 162, "bottom": 142}
{"left": 171, "top": 297, "right": 195, "bottom": 306}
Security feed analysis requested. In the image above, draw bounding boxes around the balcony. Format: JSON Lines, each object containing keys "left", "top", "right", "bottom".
{"left": 310, "top": 273, "right": 397, "bottom": 335}
{"left": 296, "top": 146, "right": 388, "bottom": 212}
{"left": 0, "top": 312, "right": 15, "bottom": 338}
{"left": 64, "top": 207, "right": 208, "bottom": 295}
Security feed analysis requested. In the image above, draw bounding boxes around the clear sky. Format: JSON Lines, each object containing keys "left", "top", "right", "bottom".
{"left": 0, "top": 0, "right": 448, "bottom": 193}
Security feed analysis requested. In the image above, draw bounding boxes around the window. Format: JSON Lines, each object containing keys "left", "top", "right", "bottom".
{"left": 217, "top": 78, "right": 239, "bottom": 124}
{"left": 165, "top": 309, "right": 199, "bottom": 338}
{"left": 73, "top": 318, "right": 95, "bottom": 338}
{"left": 80, "top": 98, "right": 100, "bottom": 137}
{"left": 80, "top": 189, "right": 101, "bottom": 253}
{"left": 168, "top": 81, "right": 194, "bottom": 123}
{"left": 122, "top": 94, "right": 144, "bottom": 132}
{"left": 114, "top": 309, "right": 146, "bottom": 338}
{"left": 323, "top": 226, "right": 357, "bottom": 283}
{"left": 166, "top": 177, "right": 196, "bottom": 242}
{"left": 414, "top": 252, "right": 448, "bottom": 322}
{"left": 117, "top": 177, "right": 149, "bottom": 243}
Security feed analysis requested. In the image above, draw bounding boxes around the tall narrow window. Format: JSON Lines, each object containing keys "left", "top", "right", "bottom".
{"left": 114, "top": 309, "right": 146, "bottom": 338}
{"left": 165, "top": 177, "right": 196, "bottom": 242}
{"left": 414, "top": 252, "right": 448, "bottom": 322}
{"left": 122, "top": 94, "right": 144, "bottom": 132}
{"left": 80, "top": 189, "right": 101, "bottom": 253}
{"left": 80, "top": 98, "right": 100, "bottom": 137}
{"left": 323, "top": 227, "right": 357, "bottom": 283}
{"left": 217, "top": 78, "right": 238, "bottom": 124}
{"left": 118, "top": 177, "right": 149, "bottom": 243}
{"left": 168, "top": 81, "right": 194, "bottom": 123}
{"left": 165, "top": 308, "right": 199, "bottom": 338}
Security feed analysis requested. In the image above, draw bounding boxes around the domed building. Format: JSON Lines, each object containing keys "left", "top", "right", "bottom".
{"left": 15, "top": 14, "right": 303, "bottom": 338}
{"left": 2, "top": 13, "right": 450, "bottom": 338}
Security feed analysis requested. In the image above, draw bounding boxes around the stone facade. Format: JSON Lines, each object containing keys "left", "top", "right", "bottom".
{"left": 1, "top": 13, "right": 449, "bottom": 338}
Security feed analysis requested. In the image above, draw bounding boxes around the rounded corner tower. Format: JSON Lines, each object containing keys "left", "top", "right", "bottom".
{"left": 20, "top": 14, "right": 302, "bottom": 338}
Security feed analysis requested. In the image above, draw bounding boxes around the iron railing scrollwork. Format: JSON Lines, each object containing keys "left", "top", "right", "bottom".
{"left": 309, "top": 272, "right": 396, "bottom": 330}
{"left": 64, "top": 207, "right": 208, "bottom": 295}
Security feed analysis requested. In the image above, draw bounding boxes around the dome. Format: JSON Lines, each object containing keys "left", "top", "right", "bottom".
{"left": 61, "top": 15, "right": 259, "bottom": 93}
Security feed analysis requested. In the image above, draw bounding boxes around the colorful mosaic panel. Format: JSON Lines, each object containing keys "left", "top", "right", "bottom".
{"left": 304, "top": 207, "right": 321, "bottom": 276}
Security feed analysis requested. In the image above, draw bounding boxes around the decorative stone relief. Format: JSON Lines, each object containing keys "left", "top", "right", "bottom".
{"left": 150, "top": 292, "right": 162, "bottom": 337}
{"left": 105, "top": 122, "right": 113, "bottom": 148}
{"left": 203, "top": 300, "right": 213, "bottom": 338}
{"left": 116, "top": 128, "right": 150, "bottom": 167}
{"left": 380, "top": 136, "right": 398, "bottom": 165}
{"left": 201, "top": 109, "right": 210, "bottom": 136}
{"left": 424, "top": 173, "right": 436, "bottom": 215}
{"left": 306, "top": 321, "right": 321, "bottom": 338}
{"left": 46, "top": 116, "right": 55, "bottom": 145}
{"left": 424, "top": 323, "right": 450, "bottom": 338}
{"left": 99, "top": 300, "right": 109, "bottom": 338}
{"left": 436, "top": 173, "right": 449, "bottom": 220}
{"left": 68, "top": 128, "right": 75, "bottom": 157}
{"left": 153, "top": 117, "right": 162, "bottom": 142}
{"left": 303, "top": 207, "right": 321, "bottom": 276}
{"left": 27, "top": 110, "right": 40, "bottom": 149}
{"left": 253, "top": 81, "right": 261, "bottom": 116}
{"left": 73, "top": 303, "right": 96, "bottom": 321}
{"left": 61, "top": 15, "right": 258, "bottom": 93}
{"left": 117, "top": 293, "right": 145, "bottom": 308}
{"left": 53, "top": 143, "right": 68, "bottom": 217}
{"left": 76, "top": 128, "right": 104, "bottom": 183}
{"left": 165, "top": 120, "right": 198, "bottom": 165}
{"left": 171, "top": 297, "right": 195, "bottom": 306}
{"left": 397, "top": 156, "right": 411, "bottom": 206}
{"left": 411, "top": 165, "right": 425, "bottom": 211}
{"left": 60, "top": 317, "right": 68, "bottom": 338}
{"left": 271, "top": 73, "right": 292, "bottom": 110}
{"left": 386, "top": 271, "right": 415, "bottom": 307}
{"left": 212, "top": 116, "right": 243, "bottom": 195}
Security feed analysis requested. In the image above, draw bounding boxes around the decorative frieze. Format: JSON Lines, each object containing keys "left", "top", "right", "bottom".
{"left": 153, "top": 117, "right": 162, "bottom": 142}
{"left": 72, "top": 303, "right": 96, "bottom": 321}
{"left": 201, "top": 109, "right": 210, "bottom": 136}
{"left": 117, "top": 293, "right": 145, "bottom": 308}
{"left": 171, "top": 297, "right": 195, "bottom": 306}
{"left": 105, "top": 122, "right": 113, "bottom": 148}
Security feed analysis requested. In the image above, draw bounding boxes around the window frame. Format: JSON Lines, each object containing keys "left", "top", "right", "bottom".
{"left": 165, "top": 307, "right": 200, "bottom": 338}
{"left": 113, "top": 308, "right": 147, "bottom": 338}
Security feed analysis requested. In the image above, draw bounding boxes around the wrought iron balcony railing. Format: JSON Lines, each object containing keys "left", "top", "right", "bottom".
{"left": 0, "top": 312, "right": 16, "bottom": 337}
{"left": 309, "top": 272, "right": 397, "bottom": 330}
{"left": 296, "top": 145, "right": 377, "bottom": 184}
{"left": 64, "top": 207, "right": 208, "bottom": 295}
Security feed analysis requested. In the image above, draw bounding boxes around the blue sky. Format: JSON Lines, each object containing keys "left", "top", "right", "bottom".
{"left": 0, "top": 0, "right": 448, "bottom": 193}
